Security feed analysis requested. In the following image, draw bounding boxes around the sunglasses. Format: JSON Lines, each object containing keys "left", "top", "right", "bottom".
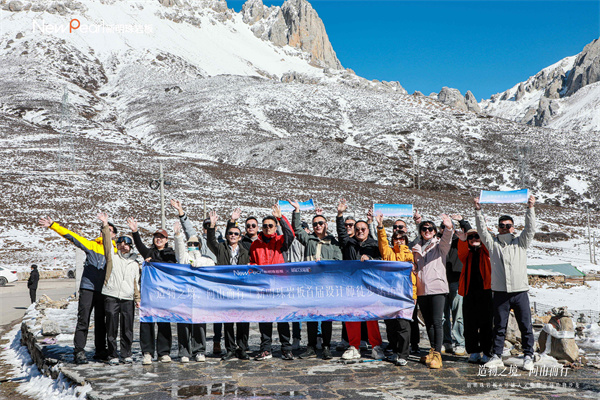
{"left": 246, "top": 223, "right": 257, "bottom": 229}
{"left": 116, "top": 236, "right": 133, "bottom": 245}
{"left": 499, "top": 223, "right": 513, "bottom": 229}
{"left": 262, "top": 223, "right": 275, "bottom": 229}
{"left": 467, "top": 234, "right": 480, "bottom": 240}
{"left": 356, "top": 227, "right": 368, "bottom": 232}
{"left": 393, "top": 225, "right": 406, "bottom": 230}
{"left": 344, "top": 223, "right": 355, "bottom": 227}
{"left": 187, "top": 241, "right": 200, "bottom": 247}
{"left": 312, "top": 221, "right": 325, "bottom": 227}
{"left": 421, "top": 226, "right": 435, "bottom": 232}
{"left": 227, "top": 231, "right": 240, "bottom": 236}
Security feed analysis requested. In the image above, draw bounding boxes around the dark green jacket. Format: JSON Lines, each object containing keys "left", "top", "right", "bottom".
{"left": 292, "top": 212, "right": 342, "bottom": 261}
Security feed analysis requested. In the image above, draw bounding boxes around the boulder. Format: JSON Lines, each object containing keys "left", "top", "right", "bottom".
{"left": 505, "top": 311, "right": 521, "bottom": 344}
{"left": 464, "top": 90, "right": 480, "bottom": 113}
{"left": 538, "top": 307, "right": 579, "bottom": 362}
{"left": 515, "top": 83, "right": 525, "bottom": 101}
{"left": 565, "top": 39, "right": 600, "bottom": 96}
{"left": 42, "top": 320, "right": 61, "bottom": 336}
{"left": 437, "top": 87, "right": 468, "bottom": 111}
{"left": 8, "top": 1, "right": 23, "bottom": 11}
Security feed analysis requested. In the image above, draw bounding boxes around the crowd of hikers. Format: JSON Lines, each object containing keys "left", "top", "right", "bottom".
{"left": 38, "top": 195, "right": 536, "bottom": 372}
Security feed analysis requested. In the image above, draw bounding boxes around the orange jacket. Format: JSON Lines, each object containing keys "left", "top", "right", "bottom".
{"left": 457, "top": 240, "right": 492, "bottom": 296}
{"left": 377, "top": 227, "right": 417, "bottom": 300}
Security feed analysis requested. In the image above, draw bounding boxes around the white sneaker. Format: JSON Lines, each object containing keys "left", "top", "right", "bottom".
{"left": 195, "top": 353, "right": 206, "bottom": 362}
{"left": 371, "top": 345, "right": 385, "bottom": 360}
{"left": 468, "top": 353, "right": 481, "bottom": 363}
{"left": 108, "top": 358, "right": 119, "bottom": 365}
{"left": 316, "top": 337, "right": 323, "bottom": 350}
{"left": 292, "top": 338, "right": 301, "bottom": 350}
{"left": 124, "top": 357, "right": 133, "bottom": 364}
{"left": 180, "top": 356, "right": 189, "bottom": 363}
{"left": 454, "top": 346, "right": 466, "bottom": 356}
{"left": 341, "top": 346, "right": 361, "bottom": 360}
{"left": 395, "top": 358, "right": 408, "bottom": 366}
{"left": 522, "top": 355, "right": 534, "bottom": 371}
{"left": 142, "top": 353, "right": 152, "bottom": 365}
{"left": 159, "top": 355, "right": 171, "bottom": 363}
{"left": 483, "top": 354, "right": 504, "bottom": 369}
{"left": 442, "top": 342, "right": 453, "bottom": 354}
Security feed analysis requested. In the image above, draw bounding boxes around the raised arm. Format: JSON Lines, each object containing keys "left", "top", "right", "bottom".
{"left": 336, "top": 199, "right": 351, "bottom": 247}
{"left": 473, "top": 197, "right": 494, "bottom": 251}
{"left": 518, "top": 195, "right": 536, "bottom": 249}
{"left": 173, "top": 222, "right": 188, "bottom": 264}
{"left": 39, "top": 217, "right": 103, "bottom": 255}
{"left": 98, "top": 213, "right": 115, "bottom": 285}
{"left": 288, "top": 200, "right": 310, "bottom": 246}
{"left": 367, "top": 208, "right": 377, "bottom": 241}
{"left": 128, "top": 217, "right": 151, "bottom": 259}
{"left": 437, "top": 214, "right": 454, "bottom": 256}
{"left": 206, "top": 211, "right": 220, "bottom": 256}
{"left": 273, "top": 204, "right": 295, "bottom": 251}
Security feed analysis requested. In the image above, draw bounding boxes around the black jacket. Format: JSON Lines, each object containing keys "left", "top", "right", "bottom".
{"left": 336, "top": 216, "right": 381, "bottom": 261}
{"left": 445, "top": 219, "right": 472, "bottom": 283}
{"left": 132, "top": 231, "right": 177, "bottom": 263}
{"left": 27, "top": 269, "right": 39, "bottom": 290}
{"left": 207, "top": 227, "right": 250, "bottom": 266}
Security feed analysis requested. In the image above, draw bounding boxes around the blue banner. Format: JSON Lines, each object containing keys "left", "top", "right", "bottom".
{"left": 373, "top": 203, "right": 413, "bottom": 217}
{"left": 278, "top": 199, "right": 315, "bottom": 213}
{"left": 140, "top": 260, "right": 415, "bottom": 324}
{"left": 479, "top": 189, "right": 529, "bottom": 204}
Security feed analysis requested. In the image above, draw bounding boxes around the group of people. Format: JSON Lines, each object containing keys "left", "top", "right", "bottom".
{"left": 38, "top": 194, "right": 537, "bottom": 371}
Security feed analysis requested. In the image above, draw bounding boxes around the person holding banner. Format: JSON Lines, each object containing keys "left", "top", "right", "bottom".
{"left": 98, "top": 213, "right": 140, "bottom": 365}
{"left": 127, "top": 217, "right": 176, "bottom": 365}
{"left": 475, "top": 195, "right": 536, "bottom": 372}
{"left": 206, "top": 211, "right": 252, "bottom": 361}
{"left": 336, "top": 199, "right": 384, "bottom": 361}
{"left": 288, "top": 199, "right": 342, "bottom": 360}
{"left": 249, "top": 205, "right": 296, "bottom": 361}
{"left": 173, "top": 222, "right": 215, "bottom": 363}
{"left": 412, "top": 214, "right": 454, "bottom": 369}
{"left": 376, "top": 213, "right": 416, "bottom": 366}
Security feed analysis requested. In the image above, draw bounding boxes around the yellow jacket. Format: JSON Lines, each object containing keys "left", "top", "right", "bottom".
{"left": 377, "top": 226, "right": 417, "bottom": 300}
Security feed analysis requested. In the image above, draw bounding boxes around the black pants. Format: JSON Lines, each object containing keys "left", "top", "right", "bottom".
{"left": 213, "top": 323, "right": 222, "bottom": 343}
{"left": 384, "top": 319, "right": 411, "bottom": 359}
{"left": 104, "top": 296, "right": 135, "bottom": 359}
{"left": 418, "top": 294, "right": 446, "bottom": 353}
{"left": 259, "top": 322, "right": 291, "bottom": 353}
{"left": 29, "top": 288, "right": 36, "bottom": 304}
{"left": 307, "top": 321, "right": 331, "bottom": 348}
{"left": 177, "top": 323, "right": 206, "bottom": 357}
{"left": 74, "top": 289, "right": 107, "bottom": 355}
{"left": 224, "top": 323, "right": 250, "bottom": 352}
{"left": 463, "top": 290, "right": 493, "bottom": 356}
{"left": 292, "top": 322, "right": 302, "bottom": 340}
{"left": 492, "top": 291, "right": 534, "bottom": 357}
{"left": 140, "top": 322, "right": 172, "bottom": 357}
{"left": 410, "top": 304, "right": 420, "bottom": 351}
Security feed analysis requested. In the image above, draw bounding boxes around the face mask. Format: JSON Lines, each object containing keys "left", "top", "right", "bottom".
{"left": 188, "top": 246, "right": 199, "bottom": 252}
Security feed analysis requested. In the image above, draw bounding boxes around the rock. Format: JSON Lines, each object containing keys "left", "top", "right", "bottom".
{"left": 515, "top": 83, "right": 525, "bottom": 101}
{"left": 437, "top": 87, "right": 468, "bottom": 111}
{"left": 16, "top": 32, "right": 24, "bottom": 39}
{"left": 8, "top": 1, "right": 23, "bottom": 11}
{"left": 538, "top": 309, "right": 579, "bottom": 363}
{"left": 534, "top": 97, "right": 559, "bottom": 127}
{"left": 533, "top": 231, "right": 570, "bottom": 242}
{"left": 413, "top": 91, "right": 424, "bottom": 97}
{"left": 42, "top": 320, "right": 61, "bottom": 336}
{"left": 565, "top": 39, "right": 600, "bottom": 96}
{"left": 505, "top": 311, "right": 520, "bottom": 344}
{"left": 464, "top": 90, "right": 480, "bottom": 113}
{"left": 428, "top": 92, "right": 438, "bottom": 99}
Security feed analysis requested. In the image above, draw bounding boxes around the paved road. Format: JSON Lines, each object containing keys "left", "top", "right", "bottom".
{"left": 0, "top": 279, "right": 77, "bottom": 330}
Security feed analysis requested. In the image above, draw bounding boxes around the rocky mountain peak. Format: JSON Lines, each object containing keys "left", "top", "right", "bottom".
{"left": 241, "top": 0, "right": 342, "bottom": 70}
{"left": 565, "top": 38, "right": 600, "bottom": 97}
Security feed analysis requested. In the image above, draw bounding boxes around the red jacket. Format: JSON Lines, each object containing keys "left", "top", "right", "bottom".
{"left": 249, "top": 216, "right": 295, "bottom": 266}
{"left": 457, "top": 240, "right": 492, "bottom": 296}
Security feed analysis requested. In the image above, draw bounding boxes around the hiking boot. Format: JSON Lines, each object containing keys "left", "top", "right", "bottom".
{"left": 195, "top": 353, "right": 206, "bottom": 362}
{"left": 480, "top": 354, "right": 491, "bottom": 364}
{"left": 158, "top": 355, "right": 171, "bottom": 363}
{"left": 341, "top": 346, "right": 361, "bottom": 360}
{"left": 371, "top": 345, "right": 385, "bottom": 360}
{"left": 254, "top": 351, "right": 272, "bottom": 361}
{"left": 221, "top": 351, "right": 236, "bottom": 361}
{"left": 468, "top": 353, "right": 482, "bottom": 363}
{"left": 420, "top": 348, "right": 434, "bottom": 365}
{"left": 213, "top": 342, "right": 222, "bottom": 355}
{"left": 322, "top": 346, "right": 332, "bottom": 360}
{"left": 299, "top": 346, "right": 317, "bottom": 359}
{"left": 236, "top": 349, "right": 250, "bottom": 360}
{"left": 429, "top": 351, "right": 442, "bottom": 369}
{"left": 180, "top": 356, "right": 189, "bottom": 363}
{"left": 74, "top": 352, "right": 88, "bottom": 365}
{"left": 292, "top": 338, "right": 301, "bottom": 350}
{"left": 484, "top": 354, "right": 504, "bottom": 369}
{"left": 108, "top": 358, "right": 119, "bottom": 365}
{"left": 442, "top": 343, "right": 453, "bottom": 354}
{"left": 316, "top": 337, "right": 323, "bottom": 350}
{"left": 142, "top": 353, "right": 152, "bottom": 365}
{"left": 336, "top": 340, "right": 349, "bottom": 352}
{"left": 281, "top": 350, "right": 294, "bottom": 360}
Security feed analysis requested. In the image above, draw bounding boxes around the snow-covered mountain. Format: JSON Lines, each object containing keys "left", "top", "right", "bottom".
{"left": 480, "top": 39, "right": 600, "bottom": 133}
{"left": 0, "top": 0, "right": 598, "bottom": 269}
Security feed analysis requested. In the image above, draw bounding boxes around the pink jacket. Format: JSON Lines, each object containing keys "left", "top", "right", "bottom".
{"left": 412, "top": 227, "right": 453, "bottom": 296}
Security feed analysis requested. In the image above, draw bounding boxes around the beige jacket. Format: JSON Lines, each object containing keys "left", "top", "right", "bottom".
{"left": 101, "top": 225, "right": 140, "bottom": 302}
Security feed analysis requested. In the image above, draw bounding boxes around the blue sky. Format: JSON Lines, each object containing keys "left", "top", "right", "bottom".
{"left": 229, "top": 1, "right": 600, "bottom": 100}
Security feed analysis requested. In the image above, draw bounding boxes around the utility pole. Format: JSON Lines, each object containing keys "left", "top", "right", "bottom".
{"left": 150, "top": 162, "right": 171, "bottom": 229}
{"left": 414, "top": 149, "right": 423, "bottom": 190}
{"left": 586, "top": 205, "right": 593, "bottom": 264}
{"left": 203, "top": 199, "right": 207, "bottom": 219}
{"left": 57, "top": 86, "right": 75, "bottom": 173}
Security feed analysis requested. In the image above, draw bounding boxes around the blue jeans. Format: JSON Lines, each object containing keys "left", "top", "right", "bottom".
{"left": 443, "top": 281, "right": 464, "bottom": 347}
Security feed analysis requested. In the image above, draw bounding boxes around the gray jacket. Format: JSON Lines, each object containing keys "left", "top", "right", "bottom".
{"left": 475, "top": 208, "right": 535, "bottom": 293}
{"left": 179, "top": 213, "right": 218, "bottom": 263}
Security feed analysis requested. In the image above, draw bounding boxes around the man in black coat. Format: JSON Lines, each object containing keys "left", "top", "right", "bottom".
{"left": 27, "top": 264, "right": 39, "bottom": 303}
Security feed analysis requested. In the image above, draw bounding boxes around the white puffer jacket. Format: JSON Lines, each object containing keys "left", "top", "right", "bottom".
{"left": 174, "top": 233, "right": 216, "bottom": 267}
{"left": 101, "top": 226, "right": 140, "bottom": 301}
